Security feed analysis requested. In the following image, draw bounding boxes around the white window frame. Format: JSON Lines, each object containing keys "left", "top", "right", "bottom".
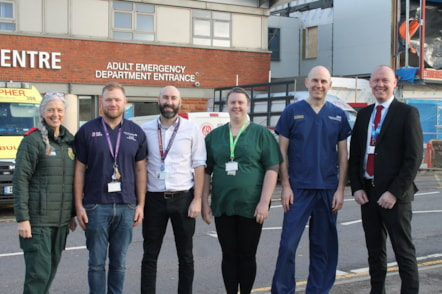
{"left": 192, "top": 10, "right": 231, "bottom": 48}
{"left": 0, "top": 1, "right": 16, "bottom": 32}
{"left": 112, "top": 1, "right": 155, "bottom": 42}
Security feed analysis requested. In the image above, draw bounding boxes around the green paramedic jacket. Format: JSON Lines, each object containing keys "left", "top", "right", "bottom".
{"left": 13, "top": 125, "right": 75, "bottom": 227}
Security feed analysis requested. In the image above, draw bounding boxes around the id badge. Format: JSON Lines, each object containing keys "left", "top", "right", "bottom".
{"left": 367, "top": 145, "right": 375, "bottom": 154}
{"left": 226, "top": 161, "right": 238, "bottom": 176}
{"left": 156, "top": 170, "right": 167, "bottom": 180}
{"left": 226, "top": 161, "right": 238, "bottom": 172}
{"left": 108, "top": 181, "right": 121, "bottom": 192}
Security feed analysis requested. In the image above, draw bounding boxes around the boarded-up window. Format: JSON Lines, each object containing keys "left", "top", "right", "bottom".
{"left": 303, "top": 26, "right": 318, "bottom": 59}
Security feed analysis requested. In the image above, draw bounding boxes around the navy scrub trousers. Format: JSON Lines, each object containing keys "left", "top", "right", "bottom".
{"left": 272, "top": 188, "right": 338, "bottom": 294}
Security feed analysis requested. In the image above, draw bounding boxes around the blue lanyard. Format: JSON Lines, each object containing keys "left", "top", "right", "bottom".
{"left": 370, "top": 107, "right": 386, "bottom": 142}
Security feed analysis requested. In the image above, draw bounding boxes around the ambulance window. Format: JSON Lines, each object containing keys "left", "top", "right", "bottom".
{"left": 0, "top": 103, "right": 39, "bottom": 135}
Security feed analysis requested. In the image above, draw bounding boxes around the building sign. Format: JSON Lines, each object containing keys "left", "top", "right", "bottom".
{"left": 0, "top": 49, "right": 199, "bottom": 84}
{"left": 96, "top": 62, "right": 197, "bottom": 83}
{"left": 0, "top": 49, "right": 61, "bottom": 69}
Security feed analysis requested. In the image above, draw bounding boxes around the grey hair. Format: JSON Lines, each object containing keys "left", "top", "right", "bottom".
{"left": 38, "top": 92, "right": 67, "bottom": 155}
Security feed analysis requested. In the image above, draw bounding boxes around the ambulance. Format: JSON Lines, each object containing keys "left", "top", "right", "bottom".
{"left": 0, "top": 82, "right": 42, "bottom": 204}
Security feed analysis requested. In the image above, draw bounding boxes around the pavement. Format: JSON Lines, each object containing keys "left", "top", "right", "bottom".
{"left": 256, "top": 260, "right": 442, "bottom": 293}
{"left": 327, "top": 261, "right": 442, "bottom": 294}
{"left": 261, "top": 180, "right": 442, "bottom": 294}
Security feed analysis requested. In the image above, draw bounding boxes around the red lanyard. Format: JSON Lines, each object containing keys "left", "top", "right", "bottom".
{"left": 157, "top": 117, "right": 180, "bottom": 162}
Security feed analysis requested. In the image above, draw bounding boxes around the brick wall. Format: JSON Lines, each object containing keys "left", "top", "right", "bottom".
{"left": 181, "top": 97, "right": 209, "bottom": 112}
{"left": 422, "top": 69, "right": 442, "bottom": 81}
{"left": 0, "top": 35, "right": 271, "bottom": 89}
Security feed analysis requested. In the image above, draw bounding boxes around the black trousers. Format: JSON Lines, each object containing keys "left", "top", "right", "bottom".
{"left": 141, "top": 190, "right": 195, "bottom": 294}
{"left": 215, "top": 215, "right": 263, "bottom": 294}
{"left": 361, "top": 181, "right": 419, "bottom": 294}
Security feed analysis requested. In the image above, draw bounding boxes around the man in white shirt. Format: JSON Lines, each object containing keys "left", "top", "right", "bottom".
{"left": 140, "top": 85, "right": 206, "bottom": 294}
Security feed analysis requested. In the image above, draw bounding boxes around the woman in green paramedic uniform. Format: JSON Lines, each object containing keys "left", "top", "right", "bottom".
{"left": 202, "top": 87, "right": 282, "bottom": 294}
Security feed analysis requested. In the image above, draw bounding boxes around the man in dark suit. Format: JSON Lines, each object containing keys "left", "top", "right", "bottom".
{"left": 348, "top": 65, "right": 423, "bottom": 294}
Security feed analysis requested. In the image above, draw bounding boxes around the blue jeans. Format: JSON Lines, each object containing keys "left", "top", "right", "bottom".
{"left": 84, "top": 203, "right": 136, "bottom": 294}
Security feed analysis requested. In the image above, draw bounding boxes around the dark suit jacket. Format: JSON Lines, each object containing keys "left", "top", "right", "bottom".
{"left": 348, "top": 98, "right": 423, "bottom": 202}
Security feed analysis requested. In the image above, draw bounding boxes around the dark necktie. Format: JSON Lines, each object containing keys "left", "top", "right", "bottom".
{"left": 366, "top": 105, "right": 384, "bottom": 176}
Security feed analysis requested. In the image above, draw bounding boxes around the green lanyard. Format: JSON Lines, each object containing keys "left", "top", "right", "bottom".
{"left": 229, "top": 120, "right": 248, "bottom": 160}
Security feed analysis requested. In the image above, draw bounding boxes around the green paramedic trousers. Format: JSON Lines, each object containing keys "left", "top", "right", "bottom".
{"left": 19, "top": 225, "right": 69, "bottom": 294}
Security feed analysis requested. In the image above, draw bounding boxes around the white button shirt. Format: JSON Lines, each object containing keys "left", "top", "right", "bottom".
{"left": 142, "top": 116, "right": 206, "bottom": 192}
{"left": 364, "top": 96, "right": 394, "bottom": 178}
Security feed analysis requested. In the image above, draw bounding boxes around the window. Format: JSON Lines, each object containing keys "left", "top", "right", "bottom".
{"left": 0, "top": 1, "right": 15, "bottom": 31}
{"left": 113, "top": 1, "right": 154, "bottom": 41}
{"left": 303, "top": 26, "right": 318, "bottom": 59}
{"left": 132, "top": 101, "right": 158, "bottom": 116}
{"left": 193, "top": 10, "right": 230, "bottom": 47}
{"left": 268, "top": 27, "right": 281, "bottom": 61}
{"left": 79, "top": 96, "right": 97, "bottom": 126}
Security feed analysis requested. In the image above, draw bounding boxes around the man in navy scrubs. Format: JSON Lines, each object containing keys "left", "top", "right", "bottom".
{"left": 272, "top": 66, "right": 351, "bottom": 294}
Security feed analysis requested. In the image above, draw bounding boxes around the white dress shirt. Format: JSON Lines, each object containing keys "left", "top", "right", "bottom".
{"left": 142, "top": 116, "right": 206, "bottom": 192}
{"left": 364, "top": 96, "right": 394, "bottom": 178}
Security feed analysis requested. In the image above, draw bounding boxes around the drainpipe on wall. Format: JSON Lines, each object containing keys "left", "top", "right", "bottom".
{"left": 419, "top": 0, "right": 426, "bottom": 78}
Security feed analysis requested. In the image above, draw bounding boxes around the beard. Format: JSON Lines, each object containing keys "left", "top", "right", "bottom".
{"left": 159, "top": 103, "right": 179, "bottom": 119}
{"left": 103, "top": 108, "right": 124, "bottom": 120}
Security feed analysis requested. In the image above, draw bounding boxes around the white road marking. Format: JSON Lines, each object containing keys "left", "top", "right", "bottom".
{"left": 0, "top": 245, "right": 86, "bottom": 258}
{"left": 262, "top": 227, "right": 282, "bottom": 231}
{"left": 416, "top": 191, "right": 440, "bottom": 196}
{"left": 341, "top": 219, "right": 362, "bottom": 226}
{"left": 414, "top": 210, "right": 442, "bottom": 214}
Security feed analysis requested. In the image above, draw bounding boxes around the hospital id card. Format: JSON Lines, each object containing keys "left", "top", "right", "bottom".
{"left": 108, "top": 181, "right": 121, "bottom": 192}
{"left": 226, "top": 161, "right": 238, "bottom": 176}
{"left": 156, "top": 170, "right": 167, "bottom": 180}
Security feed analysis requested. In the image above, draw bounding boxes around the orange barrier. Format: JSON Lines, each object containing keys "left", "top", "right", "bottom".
{"left": 425, "top": 141, "right": 433, "bottom": 168}
{"left": 399, "top": 19, "right": 420, "bottom": 54}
